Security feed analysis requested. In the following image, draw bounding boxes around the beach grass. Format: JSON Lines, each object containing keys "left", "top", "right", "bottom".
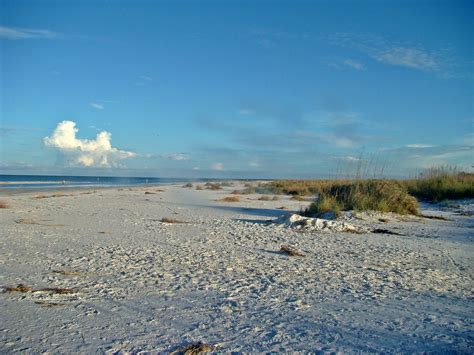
{"left": 405, "top": 167, "right": 474, "bottom": 202}
{"left": 0, "top": 200, "right": 7, "bottom": 208}
{"left": 301, "top": 180, "right": 420, "bottom": 217}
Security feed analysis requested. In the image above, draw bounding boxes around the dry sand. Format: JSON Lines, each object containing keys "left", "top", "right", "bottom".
{"left": 0, "top": 183, "right": 473, "bottom": 353}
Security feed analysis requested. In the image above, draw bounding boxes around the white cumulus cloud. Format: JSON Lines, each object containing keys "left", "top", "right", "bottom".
{"left": 44, "top": 120, "right": 135, "bottom": 167}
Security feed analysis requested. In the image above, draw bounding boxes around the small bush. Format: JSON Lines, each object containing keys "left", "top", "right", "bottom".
{"left": 303, "top": 180, "right": 419, "bottom": 217}
{"left": 0, "top": 201, "right": 7, "bottom": 208}
{"left": 182, "top": 183, "right": 193, "bottom": 188}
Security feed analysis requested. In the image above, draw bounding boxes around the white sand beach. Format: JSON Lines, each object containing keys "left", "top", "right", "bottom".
{"left": 1, "top": 183, "right": 473, "bottom": 353}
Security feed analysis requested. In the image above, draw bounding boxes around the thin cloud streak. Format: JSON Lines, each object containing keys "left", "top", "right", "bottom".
{"left": 0, "top": 26, "right": 59, "bottom": 40}
{"left": 90, "top": 102, "right": 105, "bottom": 110}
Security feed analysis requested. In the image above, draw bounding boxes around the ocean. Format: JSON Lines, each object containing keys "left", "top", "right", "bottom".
{"left": 0, "top": 174, "right": 217, "bottom": 189}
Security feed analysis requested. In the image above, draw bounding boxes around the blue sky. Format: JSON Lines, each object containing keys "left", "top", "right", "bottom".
{"left": 1, "top": 0, "right": 473, "bottom": 178}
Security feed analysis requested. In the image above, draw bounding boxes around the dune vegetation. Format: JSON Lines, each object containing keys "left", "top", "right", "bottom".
{"left": 242, "top": 166, "right": 473, "bottom": 216}
{"left": 301, "top": 180, "right": 419, "bottom": 217}
{"left": 405, "top": 167, "right": 474, "bottom": 202}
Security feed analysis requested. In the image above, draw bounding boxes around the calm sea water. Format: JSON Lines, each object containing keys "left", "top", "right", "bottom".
{"left": 0, "top": 174, "right": 218, "bottom": 189}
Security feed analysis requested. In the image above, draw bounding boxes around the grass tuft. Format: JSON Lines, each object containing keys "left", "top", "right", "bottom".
{"left": 217, "top": 196, "right": 241, "bottom": 202}
{"left": 182, "top": 183, "right": 193, "bottom": 188}
{"left": 0, "top": 201, "right": 7, "bottom": 208}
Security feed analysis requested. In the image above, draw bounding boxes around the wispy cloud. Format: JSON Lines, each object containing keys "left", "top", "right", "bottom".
{"left": 0, "top": 26, "right": 59, "bottom": 40}
{"left": 211, "top": 162, "right": 224, "bottom": 171}
{"left": 90, "top": 102, "right": 104, "bottom": 110}
{"left": 238, "top": 108, "right": 255, "bottom": 115}
{"left": 160, "top": 153, "right": 191, "bottom": 161}
{"left": 343, "top": 59, "right": 365, "bottom": 70}
{"left": 406, "top": 144, "right": 434, "bottom": 148}
{"left": 374, "top": 47, "right": 438, "bottom": 71}
{"left": 44, "top": 121, "right": 135, "bottom": 167}
{"left": 249, "top": 160, "right": 260, "bottom": 168}
{"left": 139, "top": 75, "right": 153, "bottom": 81}
{"left": 330, "top": 33, "right": 442, "bottom": 72}
{"left": 331, "top": 155, "right": 363, "bottom": 162}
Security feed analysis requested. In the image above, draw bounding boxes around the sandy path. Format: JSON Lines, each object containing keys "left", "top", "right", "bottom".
{"left": 1, "top": 184, "right": 473, "bottom": 353}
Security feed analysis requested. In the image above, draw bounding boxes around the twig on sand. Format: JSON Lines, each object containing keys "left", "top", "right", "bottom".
{"left": 280, "top": 245, "right": 306, "bottom": 257}
{"left": 161, "top": 217, "right": 188, "bottom": 224}
{"left": 35, "top": 301, "right": 66, "bottom": 308}
{"left": 372, "top": 228, "right": 404, "bottom": 236}
{"left": 166, "top": 206, "right": 179, "bottom": 215}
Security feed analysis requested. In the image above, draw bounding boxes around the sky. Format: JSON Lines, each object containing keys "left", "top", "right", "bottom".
{"left": 1, "top": 0, "right": 473, "bottom": 178}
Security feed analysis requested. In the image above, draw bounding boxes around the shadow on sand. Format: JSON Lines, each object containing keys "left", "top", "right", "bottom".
{"left": 208, "top": 205, "right": 292, "bottom": 218}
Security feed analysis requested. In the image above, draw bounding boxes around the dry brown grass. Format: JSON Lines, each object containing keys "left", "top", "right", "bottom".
{"left": 15, "top": 218, "right": 64, "bottom": 227}
{"left": 280, "top": 245, "right": 305, "bottom": 257}
{"left": 144, "top": 191, "right": 157, "bottom": 194}
{"left": 15, "top": 218, "right": 39, "bottom": 225}
{"left": 195, "top": 185, "right": 204, "bottom": 190}
{"left": 257, "top": 195, "right": 280, "bottom": 201}
{"left": 217, "top": 196, "right": 241, "bottom": 202}
{"left": 290, "top": 195, "right": 307, "bottom": 201}
{"left": 161, "top": 217, "right": 188, "bottom": 224}
{"left": 3, "top": 284, "right": 32, "bottom": 293}
{"left": 34, "top": 193, "right": 71, "bottom": 199}
{"left": 172, "top": 342, "right": 214, "bottom": 354}
{"left": 3, "top": 284, "right": 75, "bottom": 295}
{"left": 204, "top": 182, "right": 222, "bottom": 190}
{"left": 0, "top": 200, "right": 7, "bottom": 208}
{"left": 182, "top": 183, "right": 193, "bottom": 188}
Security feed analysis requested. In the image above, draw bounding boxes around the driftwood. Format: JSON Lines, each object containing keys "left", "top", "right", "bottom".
{"left": 280, "top": 245, "right": 305, "bottom": 257}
